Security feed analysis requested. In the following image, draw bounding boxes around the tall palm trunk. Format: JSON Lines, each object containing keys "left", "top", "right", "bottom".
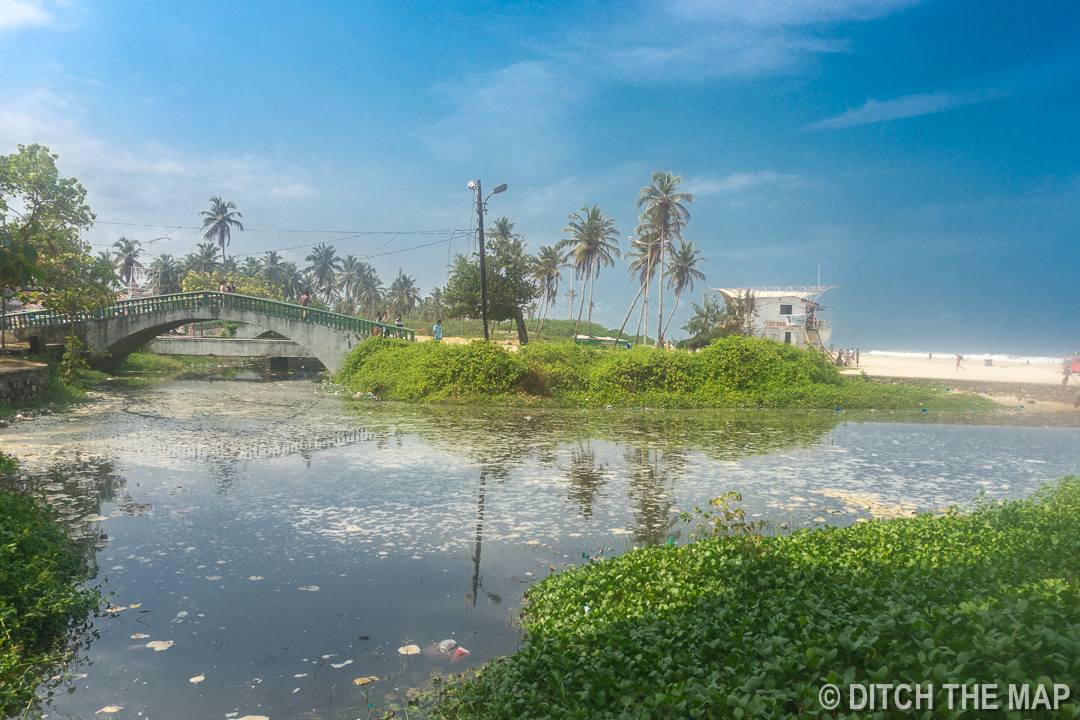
{"left": 661, "top": 289, "right": 684, "bottom": 339}
{"left": 586, "top": 268, "right": 596, "bottom": 335}
{"left": 536, "top": 293, "right": 552, "bottom": 336}
{"left": 652, "top": 227, "right": 660, "bottom": 349}
{"left": 614, "top": 280, "right": 647, "bottom": 347}
{"left": 573, "top": 262, "right": 589, "bottom": 339}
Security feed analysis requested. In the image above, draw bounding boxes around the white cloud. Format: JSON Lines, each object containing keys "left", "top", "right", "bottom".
{"left": 805, "top": 90, "right": 1001, "bottom": 130}
{"left": 269, "top": 183, "right": 316, "bottom": 199}
{"left": 688, "top": 171, "right": 800, "bottom": 195}
{"left": 0, "top": 0, "right": 50, "bottom": 30}
{"left": 667, "top": 0, "right": 925, "bottom": 26}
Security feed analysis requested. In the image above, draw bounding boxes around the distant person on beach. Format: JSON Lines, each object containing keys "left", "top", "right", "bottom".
{"left": 433, "top": 321, "right": 442, "bottom": 341}
{"left": 956, "top": 354, "right": 963, "bottom": 370}
{"left": 1063, "top": 363, "right": 1073, "bottom": 388}
{"left": 855, "top": 349, "right": 860, "bottom": 366}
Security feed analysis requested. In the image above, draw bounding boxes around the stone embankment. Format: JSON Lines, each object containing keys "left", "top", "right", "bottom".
{"left": 0, "top": 359, "right": 50, "bottom": 405}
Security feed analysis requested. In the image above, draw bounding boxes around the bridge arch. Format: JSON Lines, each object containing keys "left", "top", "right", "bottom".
{"left": 7, "top": 292, "right": 414, "bottom": 374}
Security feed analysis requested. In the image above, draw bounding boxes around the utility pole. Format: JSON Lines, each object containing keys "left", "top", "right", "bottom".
{"left": 474, "top": 180, "right": 490, "bottom": 341}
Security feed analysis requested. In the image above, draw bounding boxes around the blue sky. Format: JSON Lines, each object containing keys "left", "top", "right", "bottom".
{"left": 2, "top": 0, "right": 1078, "bottom": 354}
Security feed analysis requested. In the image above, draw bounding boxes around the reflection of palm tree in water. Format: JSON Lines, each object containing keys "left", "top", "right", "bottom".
{"left": 624, "top": 446, "right": 684, "bottom": 546}
{"left": 564, "top": 441, "right": 607, "bottom": 519}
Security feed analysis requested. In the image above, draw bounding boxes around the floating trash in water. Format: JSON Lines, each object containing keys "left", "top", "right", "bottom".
{"left": 354, "top": 676, "right": 379, "bottom": 685}
{"left": 398, "top": 644, "right": 421, "bottom": 656}
{"left": 610, "top": 528, "right": 632, "bottom": 535}
{"left": 84, "top": 514, "right": 109, "bottom": 522}
{"left": 146, "top": 640, "right": 173, "bottom": 651}
{"left": 176, "top": 611, "right": 188, "bottom": 617}
{"left": 189, "top": 675, "right": 204, "bottom": 683}
{"left": 330, "top": 659, "right": 353, "bottom": 669}
{"left": 438, "top": 639, "right": 458, "bottom": 652}
{"left": 235, "top": 716, "right": 269, "bottom": 720}
{"left": 206, "top": 575, "right": 222, "bottom": 580}
{"left": 95, "top": 706, "right": 123, "bottom": 714}
{"left": 130, "top": 633, "right": 150, "bottom": 639}
{"left": 248, "top": 576, "right": 264, "bottom": 581}
{"left": 116, "top": 502, "right": 154, "bottom": 515}
{"left": 293, "top": 673, "right": 308, "bottom": 678}
{"left": 450, "top": 647, "right": 470, "bottom": 663}
{"left": 298, "top": 585, "right": 319, "bottom": 592}
{"left": 105, "top": 605, "right": 126, "bottom": 613}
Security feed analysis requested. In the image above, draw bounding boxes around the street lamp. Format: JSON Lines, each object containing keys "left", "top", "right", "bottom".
{"left": 470, "top": 180, "right": 508, "bottom": 341}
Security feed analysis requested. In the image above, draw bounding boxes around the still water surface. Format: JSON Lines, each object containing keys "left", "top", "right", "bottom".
{"left": 10, "top": 379, "right": 1080, "bottom": 719}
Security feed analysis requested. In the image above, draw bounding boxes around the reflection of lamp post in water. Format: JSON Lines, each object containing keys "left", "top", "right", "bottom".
{"left": 470, "top": 472, "right": 486, "bottom": 606}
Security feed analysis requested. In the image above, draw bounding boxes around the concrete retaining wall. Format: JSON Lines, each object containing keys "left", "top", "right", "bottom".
{"left": 0, "top": 361, "right": 50, "bottom": 405}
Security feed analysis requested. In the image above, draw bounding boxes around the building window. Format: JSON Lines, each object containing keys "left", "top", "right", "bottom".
{"left": 784, "top": 332, "right": 791, "bottom": 344}
{"left": 780, "top": 304, "right": 792, "bottom": 315}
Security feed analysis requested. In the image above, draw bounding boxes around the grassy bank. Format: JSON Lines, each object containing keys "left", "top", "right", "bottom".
{"left": 335, "top": 336, "right": 994, "bottom": 410}
{"left": 0, "top": 477, "right": 101, "bottom": 717}
{"left": 434, "top": 476, "right": 1080, "bottom": 719}
{"left": 110, "top": 348, "right": 189, "bottom": 386}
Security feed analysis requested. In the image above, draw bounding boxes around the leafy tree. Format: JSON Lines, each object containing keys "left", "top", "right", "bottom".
{"left": 112, "top": 237, "right": 142, "bottom": 285}
{"left": 239, "top": 256, "right": 262, "bottom": 278}
{"left": 636, "top": 171, "right": 692, "bottom": 347}
{"left": 198, "top": 196, "right": 243, "bottom": 264}
{"left": 221, "top": 255, "right": 239, "bottom": 275}
{"left": 680, "top": 291, "right": 731, "bottom": 350}
{"left": 304, "top": 242, "right": 342, "bottom": 300}
{"left": 181, "top": 270, "right": 277, "bottom": 300}
{"left": 558, "top": 205, "right": 620, "bottom": 337}
{"left": 444, "top": 236, "right": 539, "bottom": 344}
{"left": 661, "top": 238, "right": 707, "bottom": 338}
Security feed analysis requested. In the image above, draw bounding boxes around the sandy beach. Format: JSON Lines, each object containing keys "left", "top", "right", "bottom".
{"left": 849, "top": 354, "right": 1070, "bottom": 386}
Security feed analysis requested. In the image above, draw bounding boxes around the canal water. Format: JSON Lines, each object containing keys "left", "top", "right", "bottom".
{"left": 9, "top": 379, "right": 1080, "bottom": 720}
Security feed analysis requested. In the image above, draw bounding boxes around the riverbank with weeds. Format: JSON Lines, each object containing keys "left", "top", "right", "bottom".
{"left": 335, "top": 336, "right": 1000, "bottom": 411}
{"left": 431, "top": 476, "right": 1080, "bottom": 719}
{"left": 0, "top": 466, "right": 103, "bottom": 718}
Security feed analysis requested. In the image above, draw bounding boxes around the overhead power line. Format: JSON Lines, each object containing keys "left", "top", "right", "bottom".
{"left": 93, "top": 220, "right": 463, "bottom": 235}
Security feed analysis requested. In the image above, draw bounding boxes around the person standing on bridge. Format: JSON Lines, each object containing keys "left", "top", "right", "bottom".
{"left": 299, "top": 293, "right": 310, "bottom": 319}
{"left": 433, "top": 320, "right": 442, "bottom": 341}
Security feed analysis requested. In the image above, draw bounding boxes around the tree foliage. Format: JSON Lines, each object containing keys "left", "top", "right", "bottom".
{"left": 443, "top": 234, "right": 539, "bottom": 344}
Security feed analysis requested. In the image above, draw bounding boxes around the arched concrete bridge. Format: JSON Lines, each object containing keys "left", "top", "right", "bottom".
{"left": 6, "top": 292, "right": 414, "bottom": 373}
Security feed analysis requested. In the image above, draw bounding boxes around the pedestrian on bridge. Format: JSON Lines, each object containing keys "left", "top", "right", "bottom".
{"left": 299, "top": 293, "right": 310, "bottom": 319}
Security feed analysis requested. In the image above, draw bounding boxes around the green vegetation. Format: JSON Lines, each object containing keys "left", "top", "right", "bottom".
{"left": 111, "top": 348, "right": 189, "bottom": 386}
{"left": 0, "top": 483, "right": 100, "bottom": 717}
{"left": 435, "top": 476, "right": 1080, "bottom": 719}
{"left": 335, "top": 335, "right": 994, "bottom": 410}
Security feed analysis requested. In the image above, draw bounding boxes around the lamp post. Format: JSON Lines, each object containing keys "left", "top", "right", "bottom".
{"left": 469, "top": 180, "right": 507, "bottom": 341}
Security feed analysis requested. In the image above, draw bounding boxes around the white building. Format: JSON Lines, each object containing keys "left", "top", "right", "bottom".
{"left": 714, "top": 286, "right": 836, "bottom": 351}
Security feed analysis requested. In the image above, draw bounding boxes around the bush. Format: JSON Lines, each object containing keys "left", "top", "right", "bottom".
{"left": 0, "top": 486, "right": 100, "bottom": 716}
{"left": 335, "top": 336, "right": 993, "bottom": 411}
{"left": 435, "top": 476, "right": 1080, "bottom": 719}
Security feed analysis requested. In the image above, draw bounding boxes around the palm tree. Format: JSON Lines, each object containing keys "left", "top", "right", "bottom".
{"left": 239, "top": 256, "right": 262, "bottom": 278}
{"left": 355, "top": 263, "right": 383, "bottom": 315}
{"left": 337, "top": 255, "right": 365, "bottom": 302}
{"left": 661, "top": 238, "right": 707, "bottom": 338}
{"left": 425, "top": 287, "right": 444, "bottom": 321}
{"left": 613, "top": 233, "right": 661, "bottom": 346}
{"left": 221, "top": 255, "right": 239, "bottom": 275}
{"left": 564, "top": 287, "right": 577, "bottom": 321}
{"left": 198, "top": 197, "right": 244, "bottom": 264}
{"left": 635, "top": 171, "right": 692, "bottom": 347}
{"left": 185, "top": 242, "right": 221, "bottom": 275}
{"left": 150, "top": 254, "right": 181, "bottom": 294}
{"left": 96, "top": 249, "right": 115, "bottom": 267}
{"left": 486, "top": 216, "right": 523, "bottom": 244}
{"left": 388, "top": 270, "right": 420, "bottom": 317}
{"left": 530, "top": 244, "right": 566, "bottom": 336}
{"left": 304, "top": 243, "right": 343, "bottom": 301}
{"left": 260, "top": 251, "right": 287, "bottom": 289}
{"left": 280, "top": 262, "right": 304, "bottom": 301}
{"left": 112, "top": 237, "right": 142, "bottom": 285}
{"left": 558, "top": 205, "right": 620, "bottom": 337}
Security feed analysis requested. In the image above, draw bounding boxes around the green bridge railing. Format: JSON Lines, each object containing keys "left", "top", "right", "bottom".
{"left": 3, "top": 292, "right": 416, "bottom": 341}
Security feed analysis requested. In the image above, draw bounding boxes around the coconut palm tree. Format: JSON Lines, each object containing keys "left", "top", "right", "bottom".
{"left": 564, "top": 287, "right": 577, "bottom": 321}
{"left": 240, "top": 256, "right": 262, "bottom": 278}
{"left": 530, "top": 244, "right": 567, "bottom": 336}
{"left": 198, "top": 197, "right": 244, "bottom": 264}
{"left": 221, "top": 255, "right": 239, "bottom": 275}
{"left": 661, "top": 238, "right": 706, "bottom": 338}
{"left": 635, "top": 171, "right": 692, "bottom": 347}
{"left": 260, "top": 251, "right": 287, "bottom": 289}
{"left": 150, "top": 254, "right": 181, "bottom": 294}
{"left": 558, "top": 205, "right": 620, "bottom": 337}
{"left": 304, "top": 243, "right": 343, "bottom": 301}
{"left": 613, "top": 233, "right": 661, "bottom": 346}
{"left": 486, "top": 216, "right": 523, "bottom": 244}
{"left": 112, "top": 237, "right": 142, "bottom": 285}
{"left": 184, "top": 242, "right": 221, "bottom": 276}
{"left": 280, "top": 262, "right": 304, "bottom": 301}
{"left": 425, "top": 287, "right": 444, "bottom": 321}
{"left": 355, "top": 263, "right": 383, "bottom": 315}
{"left": 337, "top": 255, "right": 365, "bottom": 303}
{"left": 388, "top": 270, "right": 420, "bottom": 317}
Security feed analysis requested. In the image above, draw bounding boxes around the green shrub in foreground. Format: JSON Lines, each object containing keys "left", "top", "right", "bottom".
{"left": 435, "top": 477, "right": 1080, "bottom": 719}
{"left": 0, "top": 486, "right": 100, "bottom": 717}
{"left": 335, "top": 336, "right": 993, "bottom": 410}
